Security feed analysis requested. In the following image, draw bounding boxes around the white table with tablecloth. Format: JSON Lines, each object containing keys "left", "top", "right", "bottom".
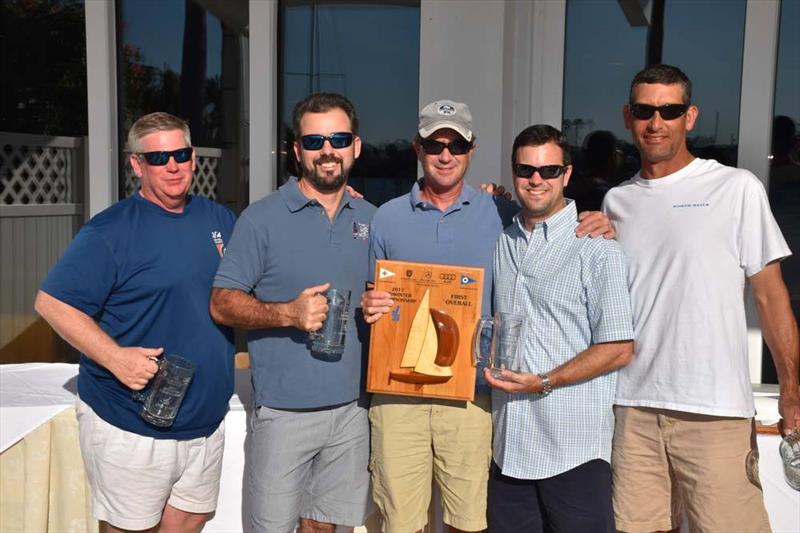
{"left": 1, "top": 364, "right": 797, "bottom": 532}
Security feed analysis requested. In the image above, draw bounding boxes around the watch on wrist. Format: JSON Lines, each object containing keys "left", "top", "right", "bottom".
{"left": 537, "top": 373, "right": 553, "bottom": 396}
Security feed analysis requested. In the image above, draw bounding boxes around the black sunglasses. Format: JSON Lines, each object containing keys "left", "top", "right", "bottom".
{"left": 419, "top": 139, "right": 473, "bottom": 156}
{"left": 300, "top": 132, "right": 354, "bottom": 150}
{"left": 138, "top": 147, "right": 193, "bottom": 166}
{"left": 512, "top": 163, "right": 567, "bottom": 179}
{"left": 629, "top": 103, "right": 689, "bottom": 121}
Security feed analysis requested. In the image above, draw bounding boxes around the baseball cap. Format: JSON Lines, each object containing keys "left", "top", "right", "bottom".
{"left": 418, "top": 100, "right": 473, "bottom": 142}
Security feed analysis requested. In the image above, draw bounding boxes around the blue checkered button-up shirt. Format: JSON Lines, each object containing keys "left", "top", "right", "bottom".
{"left": 492, "top": 200, "right": 633, "bottom": 479}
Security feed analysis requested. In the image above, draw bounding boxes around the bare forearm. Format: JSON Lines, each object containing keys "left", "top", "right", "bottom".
{"left": 751, "top": 263, "right": 800, "bottom": 392}
{"left": 758, "top": 298, "right": 799, "bottom": 392}
{"left": 34, "top": 290, "right": 120, "bottom": 366}
{"left": 209, "top": 287, "right": 293, "bottom": 330}
{"left": 548, "top": 340, "right": 633, "bottom": 389}
{"left": 485, "top": 340, "right": 633, "bottom": 394}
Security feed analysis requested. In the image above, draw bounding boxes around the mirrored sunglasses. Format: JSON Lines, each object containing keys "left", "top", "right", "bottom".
{"left": 138, "top": 147, "right": 194, "bottom": 166}
{"left": 300, "top": 132, "right": 354, "bottom": 150}
{"left": 629, "top": 103, "right": 689, "bottom": 121}
{"left": 419, "top": 139, "right": 473, "bottom": 156}
{"left": 512, "top": 163, "right": 567, "bottom": 179}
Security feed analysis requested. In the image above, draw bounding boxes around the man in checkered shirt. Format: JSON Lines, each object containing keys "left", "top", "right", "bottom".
{"left": 485, "top": 124, "right": 634, "bottom": 533}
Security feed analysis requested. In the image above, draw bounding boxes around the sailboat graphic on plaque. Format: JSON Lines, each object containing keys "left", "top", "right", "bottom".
{"left": 367, "top": 260, "right": 484, "bottom": 401}
{"left": 389, "top": 289, "right": 459, "bottom": 384}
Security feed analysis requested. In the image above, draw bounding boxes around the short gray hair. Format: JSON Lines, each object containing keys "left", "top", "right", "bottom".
{"left": 127, "top": 112, "right": 191, "bottom": 153}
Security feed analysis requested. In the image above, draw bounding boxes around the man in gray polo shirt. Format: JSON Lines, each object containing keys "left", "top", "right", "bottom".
{"left": 361, "top": 101, "right": 614, "bottom": 533}
{"left": 210, "top": 93, "right": 375, "bottom": 533}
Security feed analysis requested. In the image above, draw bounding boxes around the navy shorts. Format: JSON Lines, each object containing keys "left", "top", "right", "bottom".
{"left": 488, "top": 459, "right": 614, "bottom": 533}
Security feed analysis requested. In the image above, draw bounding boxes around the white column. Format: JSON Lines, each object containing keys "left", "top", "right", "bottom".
{"left": 419, "top": 0, "right": 566, "bottom": 190}
{"left": 419, "top": 0, "right": 507, "bottom": 188}
{"left": 84, "top": 0, "right": 119, "bottom": 218}
{"left": 500, "top": 0, "right": 566, "bottom": 190}
{"left": 738, "top": 0, "right": 781, "bottom": 384}
{"left": 248, "top": 0, "right": 278, "bottom": 203}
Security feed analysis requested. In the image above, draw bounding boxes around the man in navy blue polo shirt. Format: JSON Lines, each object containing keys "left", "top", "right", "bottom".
{"left": 210, "top": 93, "right": 375, "bottom": 533}
{"left": 35, "top": 112, "right": 236, "bottom": 532}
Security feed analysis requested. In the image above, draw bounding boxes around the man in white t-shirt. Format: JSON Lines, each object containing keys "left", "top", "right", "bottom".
{"left": 603, "top": 64, "right": 800, "bottom": 533}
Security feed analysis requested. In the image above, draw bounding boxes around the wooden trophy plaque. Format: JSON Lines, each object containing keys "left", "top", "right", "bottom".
{"left": 367, "top": 259, "right": 484, "bottom": 401}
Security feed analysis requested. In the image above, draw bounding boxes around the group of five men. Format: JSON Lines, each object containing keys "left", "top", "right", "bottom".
{"left": 36, "top": 63, "right": 798, "bottom": 533}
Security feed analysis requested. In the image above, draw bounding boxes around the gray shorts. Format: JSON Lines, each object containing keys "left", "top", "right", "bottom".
{"left": 249, "top": 400, "right": 370, "bottom": 532}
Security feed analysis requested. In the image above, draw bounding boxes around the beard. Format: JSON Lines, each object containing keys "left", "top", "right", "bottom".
{"left": 302, "top": 153, "right": 349, "bottom": 192}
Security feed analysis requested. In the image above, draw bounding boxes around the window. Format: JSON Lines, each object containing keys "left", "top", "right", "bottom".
{"left": 764, "top": 0, "right": 800, "bottom": 383}
{"left": 279, "top": 0, "right": 420, "bottom": 206}
{"left": 117, "top": 0, "right": 248, "bottom": 211}
{"left": 561, "top": 0, "right": 746, "bottom": 211}
{"left": 0, "top": 0, "right": 88, "bottom": 363}
{"left": 661, "top": 0, "right": 746, "bottom": 167}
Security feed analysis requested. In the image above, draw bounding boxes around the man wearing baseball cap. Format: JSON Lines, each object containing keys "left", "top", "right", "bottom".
{"left": 361, "top": 100, "right": 612, "bottom": 532}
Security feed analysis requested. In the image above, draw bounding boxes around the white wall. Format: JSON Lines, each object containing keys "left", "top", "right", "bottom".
{"left": 419, "top": 1, "right": 507, "bottom": 188}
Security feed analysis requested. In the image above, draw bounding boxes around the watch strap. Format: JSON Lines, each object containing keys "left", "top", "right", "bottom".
{"left": 537, "top": 373, "right": 553, "bottom": 396}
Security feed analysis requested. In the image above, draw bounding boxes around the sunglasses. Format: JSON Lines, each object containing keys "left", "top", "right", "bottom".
{"left": 300, "top": 132, "right": 354, "bottom": 150}
{"left": 629, "top": 103, "right": 689, "bottom": 121}
{"left": 138, "top": 147, "right": 194, "bottom": 166}
{"left": 419, "top": 139, "right": 473, "bottom": 156}
{"left": 512, "top": 163, "right": 567, "bottom": 179}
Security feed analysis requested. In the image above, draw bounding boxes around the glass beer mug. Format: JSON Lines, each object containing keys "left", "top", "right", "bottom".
{"left": 473, "top": 312, "right": 525, "bottom": 380}
{"left": 132, "top": 353, "right": 195, "bottom": 427}
{"left": 309, "top": 288, "right": 351, "bottom": 359}
{"left": 780, "top": 430, "right": 800, "bottom": 491}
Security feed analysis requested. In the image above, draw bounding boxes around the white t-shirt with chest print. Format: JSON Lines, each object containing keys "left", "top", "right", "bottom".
{"left": 602, "top": 157, "right": 791, "bottom": 417}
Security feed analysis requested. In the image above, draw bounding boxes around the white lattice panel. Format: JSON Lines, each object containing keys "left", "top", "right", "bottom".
{"left": 1, "top": 143, "right": 74, "bottom": 205}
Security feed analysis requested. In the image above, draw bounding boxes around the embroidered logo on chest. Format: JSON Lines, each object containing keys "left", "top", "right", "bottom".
{"left": 211, "top": 231, "right": 225, "bottom": 257}
{"left": 352, "top": 221, "right": 369, "bottom": 240}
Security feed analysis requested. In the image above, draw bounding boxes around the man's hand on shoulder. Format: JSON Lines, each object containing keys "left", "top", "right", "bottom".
{"left": 576, "top": 210, "right": 615, "bottom": 239}
{"left": 345, "top": 185, "right": 364, "bottom": 199}
{"left": 480, "top": 182, "right": 513, "bottom": 201}
{"left": 361, "top": 289, "right": 394, "bottom": 324}
{"left": 107, "top": 347, "right": 163, "bottom": 390}
{"left": 286, "top": 283, "right": 330, "bottom": 332}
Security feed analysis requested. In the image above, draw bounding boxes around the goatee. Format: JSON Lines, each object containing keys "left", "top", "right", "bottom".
{"left": 305, "top": 154, "right": 348, "bottom": 192}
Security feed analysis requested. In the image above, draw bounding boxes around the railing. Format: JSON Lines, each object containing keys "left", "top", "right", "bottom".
{"left": 0, "top": 132, "right": 86, "bottom": 359}
{"left": 0, "top": 131, "right": 84, "bottom": 216}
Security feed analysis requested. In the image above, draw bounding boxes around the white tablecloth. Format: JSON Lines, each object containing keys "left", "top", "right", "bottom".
{"left": 1, "top": 363, "right": 798, "bottom": 532}
{"left": 0, "top": 363, "right": 79, "bottom": 452}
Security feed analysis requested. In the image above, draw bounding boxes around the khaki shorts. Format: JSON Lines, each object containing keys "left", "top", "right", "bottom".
{"left": 369, "top": 393, "right": 492, "bottom": 533}
{"left": 611, "top": 406, "right": 770, "bottom": 533}
{"left": 76, "top": 399, "right": 225, "bottom": 531}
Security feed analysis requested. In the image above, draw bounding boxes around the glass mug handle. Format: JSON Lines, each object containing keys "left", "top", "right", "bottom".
{"left": 473, "top": 317, "right": 492, "bottom": 367}
{"left": 308, "top": 291, "right": 330, "bottom": 342}
{"left": 131, "top": 356, "right": 162, "bottom": 402}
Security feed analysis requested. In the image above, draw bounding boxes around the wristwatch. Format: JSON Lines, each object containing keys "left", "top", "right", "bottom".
{"left": 537, "top": 373, "right": 553, "bottom": 396}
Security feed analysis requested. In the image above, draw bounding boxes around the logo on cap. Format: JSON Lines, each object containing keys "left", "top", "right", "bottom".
{"left": 438, "top": 104, "right": 456, "bottom": 116}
